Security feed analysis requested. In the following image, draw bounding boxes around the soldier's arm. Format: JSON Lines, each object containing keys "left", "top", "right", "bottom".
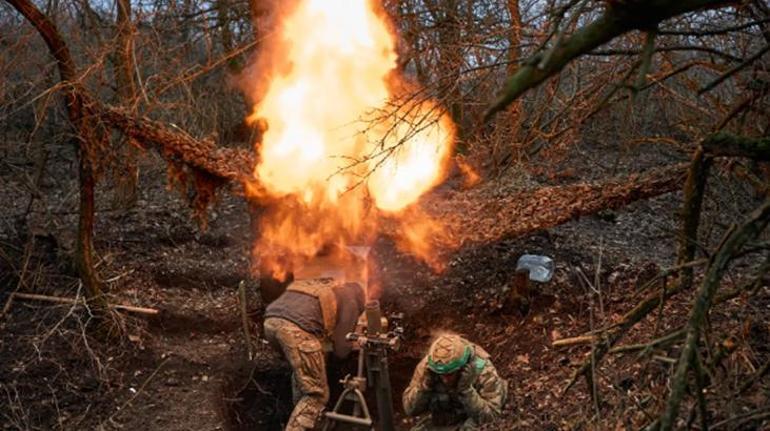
{"left": 331, "top": 298, "right": 361, "bottom": 359}
{"left": 459, "top": 362, "right": 507, "bottom": 424}
{"left": 402, "top": 357, "right": 433, "bottom": 416}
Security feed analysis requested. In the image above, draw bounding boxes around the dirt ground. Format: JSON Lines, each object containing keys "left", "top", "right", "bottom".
{"left": 1, "top": 141, "right": 769, "bottom": 430}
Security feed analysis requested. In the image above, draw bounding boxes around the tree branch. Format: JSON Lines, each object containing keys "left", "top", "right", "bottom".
{"left": 702, "top": 132, "right": 770, "bottom": 161}
{"left": 699, "top": 44, "right": 770, "bottom": 95}
{"left": 660, "top": 199, "right": 770, "bottom": 430}
{"left": 98, "top": 106, "right": 255, "bottom": 183}
{"left": 484, "top": 0, "right": 734, "bottom": 121}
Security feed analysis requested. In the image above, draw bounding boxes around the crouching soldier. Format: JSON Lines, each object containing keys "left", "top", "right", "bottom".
{"left": 263, "top": 277, "right": 366, "bottom": 431}
{"left": 403, "top": 334, "right": 507, "bottom": 430}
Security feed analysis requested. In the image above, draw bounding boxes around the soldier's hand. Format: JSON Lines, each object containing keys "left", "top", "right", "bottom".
{"left": 419, "top": 369, "right": 436, "bottom": 391}
{"left": 456, "top": 364, "right": 478, "bottom": 394}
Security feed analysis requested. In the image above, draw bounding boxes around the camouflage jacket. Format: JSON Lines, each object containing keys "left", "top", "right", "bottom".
{"left": 403, "top": 342, "right": 507, "bottom": 426}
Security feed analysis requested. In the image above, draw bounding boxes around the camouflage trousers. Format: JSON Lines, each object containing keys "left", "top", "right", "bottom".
{"left": 264, "top": 317, "right": 329, "bottom": 431}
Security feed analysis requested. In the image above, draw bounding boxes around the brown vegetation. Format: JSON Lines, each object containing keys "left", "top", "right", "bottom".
{"left": 1, "top": 0, "right": 768, "bottom": 430}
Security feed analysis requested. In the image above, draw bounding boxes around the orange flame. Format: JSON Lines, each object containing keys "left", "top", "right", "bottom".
{"left": 246, "top": 0, "right": 455, "bottom": 279}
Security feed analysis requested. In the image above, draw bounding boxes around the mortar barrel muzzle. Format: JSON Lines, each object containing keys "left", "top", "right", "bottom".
{"left": 365, "top": 300, "right": 383, "bottom": 334}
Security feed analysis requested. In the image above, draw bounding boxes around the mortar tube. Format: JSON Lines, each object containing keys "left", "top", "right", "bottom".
{"left": 365, "top": 300, "right": 382, "bottom": 334}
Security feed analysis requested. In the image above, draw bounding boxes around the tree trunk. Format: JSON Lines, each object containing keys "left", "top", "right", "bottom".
{"left": 113, "top": 0, "right": 139, "bottom": 210}
{"left": 427, "top": 0, "right": 464, "bottom": 141}
{"left": 6, "top": 0, "right": 107, "bottom": 310}
{"left": 507, "top": 0, "right": 523, "bottom": 137}
{"left": 77, "top": 152, "right": 101, "bottom": 303}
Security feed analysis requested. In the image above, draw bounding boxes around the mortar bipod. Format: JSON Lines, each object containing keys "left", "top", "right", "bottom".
{"left": 322, "top": 346, "right": 373, "bottom": 429}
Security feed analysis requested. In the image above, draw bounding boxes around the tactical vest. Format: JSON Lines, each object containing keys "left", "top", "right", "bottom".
{"left": 286, "top": 278, "right": 338, "bottom": 338}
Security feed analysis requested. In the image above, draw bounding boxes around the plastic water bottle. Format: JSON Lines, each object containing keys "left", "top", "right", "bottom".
{"left": 516, "top": 254, "right": 555, "bottom": 283}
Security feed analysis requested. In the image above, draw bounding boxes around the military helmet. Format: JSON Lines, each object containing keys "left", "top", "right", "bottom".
{"left": 427, "top": 334, "right": 471, "bottom": 374}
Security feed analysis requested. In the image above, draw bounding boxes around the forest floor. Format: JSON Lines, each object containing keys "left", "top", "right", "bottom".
{"left": 1, "top": 137, "right": 768, "bottom": 431}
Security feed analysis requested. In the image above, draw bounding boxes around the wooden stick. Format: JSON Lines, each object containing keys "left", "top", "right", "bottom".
{"left": 1, "top": 238, "right": 35, "bottom": 319}
{"left": 553, "top": 335, "right": 596, "bottom": 347}
{"left": 1, "top": 294, "right": 15, "bottom": 317}
{"left": 10, "top": 292, "right": 159, "bottom": 315}
{"left": 238, "top": 281, "right": 254, "bottom": 360}
{"left": 609, "top": 328, "right": 686, "bottom": 354}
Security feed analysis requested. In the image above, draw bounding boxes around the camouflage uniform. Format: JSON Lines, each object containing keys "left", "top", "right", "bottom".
{"left": 263, "top": 317, "right": 328, "bottom": 431}
{"left": 403, "top": 335, "right": 507, "bottom": 430}
{"left": 263, "top": 279, "right": 365, "bottom": 431}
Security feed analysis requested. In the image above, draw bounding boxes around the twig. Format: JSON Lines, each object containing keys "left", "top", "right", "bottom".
{"left": 103, "top": 269, "right": 136, "bottom": 283}
{"left": 9, "top": 292, "right": 159, "bottom": 315}
{"left": 1, "top": 295, "right": 15, "bottom": 318}
{"left": 575, "top": 264, "right": 604, "bottom": 320}
{"left": 634, "top": 28, "right": 658, "bottom": 93}
{"left": 652, "top": 355, "right": 677, "bottom": 365}
{"left": 238, "top": 281, "right": 254, "bottom": 360}
{"left": 699, "top": 44, "right": 770, "bottom": 95}
{"left": 100, "top": 357, "right": 170, "bottom": 427}
{"left": 711, "top": 407, "right": 770, "bottom": 430}
{"left": 538, "top": 0, "right": 589, "bottom": 70}
{"left": 589, "top": 297, "right": 601, "bottom": 420}
{"left": 736, "top": 357, "right": 770, "bottom": 396}
{"left": 635, "top": 258, "right": 709, "bottom": 297}
{"left": 658, "top": 17, "right": 770, "bottom": 36}
{"left": 609, "top": 328, "right": 685, "bottom": 354}
{"left": 1, "top": 238, "right": 36, "bottom": 319}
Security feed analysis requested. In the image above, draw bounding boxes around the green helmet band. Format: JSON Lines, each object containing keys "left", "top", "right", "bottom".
{"left": 428, "top": 345, "right": 471, "bottom": 374}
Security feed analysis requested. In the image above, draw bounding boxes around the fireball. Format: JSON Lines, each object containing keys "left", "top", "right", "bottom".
{"left": 246, "top": 0, "right": 455, "bottom": 279}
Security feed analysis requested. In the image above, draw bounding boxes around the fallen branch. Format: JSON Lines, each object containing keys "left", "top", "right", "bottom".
{"left": 553, "top": 335, "right": 596, "bottom": 347}
{"left": 9, "top": 292, "right": 159, "bottom": 316}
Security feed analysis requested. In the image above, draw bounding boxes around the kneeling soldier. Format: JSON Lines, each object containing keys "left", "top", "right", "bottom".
{"left": 264, "top": 277, "right": 366, "bottom": 431}
{"left": 403, "top": 334, "right": 507, "bottom": 430}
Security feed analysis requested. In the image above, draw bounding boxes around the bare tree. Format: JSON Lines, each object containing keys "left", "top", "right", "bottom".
{"left": 113, "top": 0, "right": 139, "bottom": 209}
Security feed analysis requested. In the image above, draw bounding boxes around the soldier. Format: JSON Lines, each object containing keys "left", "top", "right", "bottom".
{"left": 263, "top": 277, "right": 366, "bottom": 431}
{"left": 403, "top": 334, "right": 508, "bottom": 430}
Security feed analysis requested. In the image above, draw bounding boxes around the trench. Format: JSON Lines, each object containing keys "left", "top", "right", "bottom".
{"left": 217, "top": 301, "right": 551, "bottom": 430}
{"left": 219, "top": 332, "right": 422, "bottom": 431}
